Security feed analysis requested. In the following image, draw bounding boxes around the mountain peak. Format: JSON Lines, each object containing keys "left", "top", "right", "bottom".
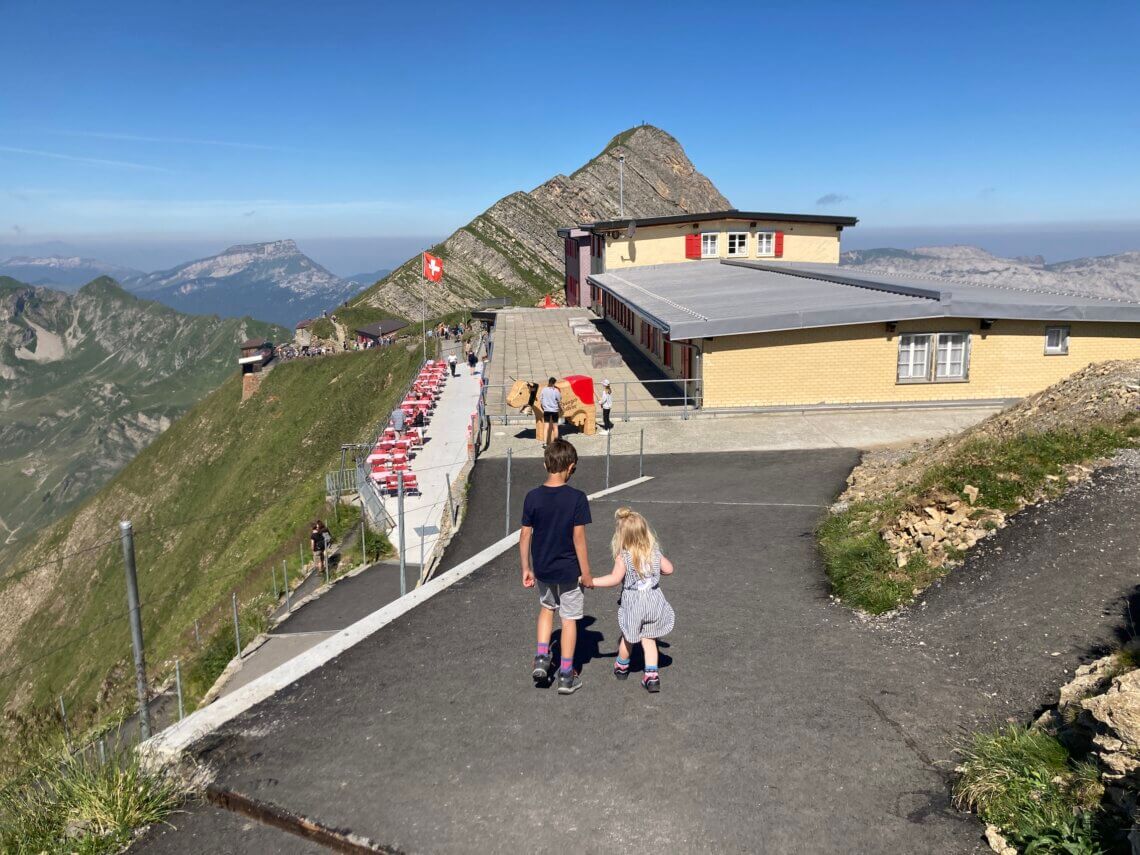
{"left": 220, "top": 239, "right": 300, "bottom": 257}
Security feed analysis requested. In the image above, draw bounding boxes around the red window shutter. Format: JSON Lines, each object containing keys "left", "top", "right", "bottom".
{"left": 685, "top": 233, "right": 701, "bottom": 259}
{"left": 664, "top": 334, "right": 672, "bottom": 368}
{"left": 774, "top": 231, "right": 785, "bottom": 257}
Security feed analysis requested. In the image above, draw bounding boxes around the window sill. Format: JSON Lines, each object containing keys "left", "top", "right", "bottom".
{"left": 1044, "top": 351, "right": 1069, "bottom": 356}
{"left": 896, "top": 377, "right": 970, "bottom": 385}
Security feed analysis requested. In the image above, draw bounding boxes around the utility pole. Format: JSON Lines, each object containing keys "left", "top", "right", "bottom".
{"left": 120, "top": 520, "right": 150, "bottom": 740}
{"left": 619, "top": 154, "right": 625, "bottom": 218}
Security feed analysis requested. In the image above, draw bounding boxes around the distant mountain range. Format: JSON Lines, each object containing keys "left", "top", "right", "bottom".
{"left": 344, "top": 124, "right": 731, "bottom": 323}
{"left": 345, "top": 269, "right": 392, "bottom": 287}
{"left": 842, "top": 245, "right": 1140, "bottom": 302}
{"left": 0, "top": 276, "right": 283, "bottom": 542}
{"left": 0, "top": 256, "right": 145, "bottom": 290}
{"left": 126, "top": 239, "right": 359, "bottom": 325}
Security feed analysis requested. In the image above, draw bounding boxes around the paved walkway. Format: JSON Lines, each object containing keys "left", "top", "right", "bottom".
{"left": 134, "top": 450, "right": 1140, "bottom": 853}
{"left": 485, "top": 308, "right": 672, "bottom": 420}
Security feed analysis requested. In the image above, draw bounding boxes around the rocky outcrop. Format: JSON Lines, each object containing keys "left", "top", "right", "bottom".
{"left": 348, "top": 125, "right": 731, "bottom": 319}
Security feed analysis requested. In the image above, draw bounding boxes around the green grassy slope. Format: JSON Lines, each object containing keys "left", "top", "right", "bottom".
{"left": 0, "top": 278, "right": 286, "bottom": 541}
{"left": 0, "top": 344, "right": 419, "bottom": 728}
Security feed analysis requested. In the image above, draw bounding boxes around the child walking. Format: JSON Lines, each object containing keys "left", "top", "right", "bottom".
{"left": 519, "top": 439, "right": 594, "bottom": 694}
{"left": 590, "top": 508, "right": 675, "bottom": 693}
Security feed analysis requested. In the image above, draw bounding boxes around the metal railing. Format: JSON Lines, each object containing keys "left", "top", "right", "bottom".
{"left": 484, "top": 376, "right": 700, "bottom": 424}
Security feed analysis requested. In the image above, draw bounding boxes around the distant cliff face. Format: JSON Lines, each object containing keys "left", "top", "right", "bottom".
{"left": 842, "top": 246, "right": 1140, "bottom": 302}
{"left": 0, "top": 276, "right": 282, "bottom": 542}
{"left": 129, "top": 240, "right": 356, "bottom": 325}
{"left": 348, "top": 125, "right": 732, "bottom": 318}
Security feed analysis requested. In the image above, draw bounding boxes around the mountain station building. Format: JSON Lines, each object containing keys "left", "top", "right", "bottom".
{"left": 559, "top": 210, "right": 1140, "bottom": 409}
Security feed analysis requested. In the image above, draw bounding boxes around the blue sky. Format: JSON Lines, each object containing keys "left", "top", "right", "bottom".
{"left": 2, "top": 0, "right": 1138, "bottom": 273}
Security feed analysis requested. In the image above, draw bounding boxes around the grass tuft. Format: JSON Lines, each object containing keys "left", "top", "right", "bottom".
{"left": 0, "top": 740, "right": 183, "bottom": 853}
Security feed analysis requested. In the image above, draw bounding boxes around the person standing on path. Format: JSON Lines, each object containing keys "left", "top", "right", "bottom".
{"left": 589, "top": 508, "right": 675, "bottom": 693}
{"left": 391, "top": 405, "right": 406, "bottom": 433}
{"left": 310, "top": 522, "right": 327, "bottom": 574}
{"left": 538, "top": 377, "right": 561, "bottom": 447}
{"left": 448, "top": 352, "right": 458, "bottom": 376}
{"left": 520, "top": 440, "right": 594, "bottom": 694}
{"left": 599, "top": 380, "right": 614, "bottom": 434}
{"left": 467, "top": 348, "right": 478, "bottom": 375}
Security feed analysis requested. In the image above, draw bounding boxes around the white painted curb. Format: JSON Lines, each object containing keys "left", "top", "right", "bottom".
{"left": 140, "top": 475, "right": 654, "bottom": 764}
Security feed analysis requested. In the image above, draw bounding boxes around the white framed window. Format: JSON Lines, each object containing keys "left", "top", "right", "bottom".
{"left": 700, "top": 232, "right": 719, "bottom": 258}
{"left": 897, "top": 334, "right": 932, "bottom": 382}
{"left": 756, "top": 231, "right": 775, "bottom": 257}
{"left": 1045, "top": 325, "right": 1070, "bottom": 355}
{"left": 727, "top": 232, "right": 749, "bottom": 257}
{"left": 935, "top": 332, "right": 969, "bottom": 379}
{"left": 897, "top": 331, "right": 971, "bottom": 383}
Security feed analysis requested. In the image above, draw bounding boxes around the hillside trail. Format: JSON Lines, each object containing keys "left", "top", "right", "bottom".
{"left": 135, "top": 448, "right": 1140, "bottom": 853}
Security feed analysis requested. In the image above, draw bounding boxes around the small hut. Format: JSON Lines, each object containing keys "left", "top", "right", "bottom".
{"left": 355, "top": 319, "right": 408, "bottom": 346}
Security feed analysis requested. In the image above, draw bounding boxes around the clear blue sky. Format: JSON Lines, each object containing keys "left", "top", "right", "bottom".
{"left": 2, "top": 0, "right": 1138, "bottom": 272}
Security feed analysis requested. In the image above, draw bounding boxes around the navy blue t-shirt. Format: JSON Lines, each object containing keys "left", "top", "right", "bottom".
{"left": 521, "top": 484, "right": 591, "bottom": 585}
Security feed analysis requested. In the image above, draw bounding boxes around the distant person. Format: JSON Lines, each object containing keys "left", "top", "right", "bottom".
{"left": 467, "top": 349, "right": 478, "bottom": 375}
{"left": 539, "top": 376, "right": 561, "bottom": 447}
{"left": 391, "top": 406, "right": 406, "bottom": 433}
{"left": 599, "top": 380, "right": 613, "bottom": 434}
{"left": 448, "top": 353, "right": 458, "bottom": 376}
{"left": 520, "top": 439, "right": 593, "bottom": 694}
{"left": 311, "top": 522, "right": 327, "bottom": 573}
{"left": 412, "top": 408, "right": 425, "bottom": 428}
{"left": 588, "top": 507, "right": 675, "bottom": 693}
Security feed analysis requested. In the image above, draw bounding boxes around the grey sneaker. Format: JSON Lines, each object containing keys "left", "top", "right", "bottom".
{"left": 557, "top": 670, "right": 583, "bottom": 694}
{"left": 531, "top": 654, "right": 552, "bottom": 681}
{"left": 642, "top": 672, "right": 661, "bottom": 693}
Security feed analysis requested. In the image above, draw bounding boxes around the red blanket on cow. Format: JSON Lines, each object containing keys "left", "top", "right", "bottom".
{"left": 564, "top": 374, "right": 594, "bottom": 406}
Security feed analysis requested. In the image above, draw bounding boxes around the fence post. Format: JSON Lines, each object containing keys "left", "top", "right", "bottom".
{"left": 232, "top": 592, "right": 241, "bottom": 657}
{"left": 119, "top": 520, "right": 150, "bottom": 740}
{"left": 505, "top": 447, "right": 513, "bottom": 537}
{"left": 283, "top": 560, "right": 292, "bottom": 611}
{"left": 175, "top": 659, "right": 184, "bottom": 721}
{"left": 271, "top": 564, "right": 278, "bottom": 599}
{"left": 398, "top": 472, "right": 407, "bottom": 597}
{"left": 59, "top": 695, "right": 70, "bottom": 747}
{"left": 361, "top": 517, "right": 366, "bottom": 567}
{"left": 445, "top": 472, "right": 456, "bottom": 525}
{"left": 639, "top": 427, "right": 645, "bottom": 479}
{"left": 623, "top": 383, "right": 629, "bottom": 422}
{"left": 683, "top": 381, "right": 689, "bottom": 421}
{"left": 605, "top": 429, "right": 612, "bottom": 489}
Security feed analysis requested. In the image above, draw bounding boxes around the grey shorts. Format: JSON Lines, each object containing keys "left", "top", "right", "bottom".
{"left": 537, "top": 581, "right": 584, "bottom": 620}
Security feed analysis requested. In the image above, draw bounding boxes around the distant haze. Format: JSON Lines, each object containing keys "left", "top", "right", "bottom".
{"left": 843, "top": 222, "right": 1140, "bottom": 264}
{"left": 0, "top": 235, "right": 442, "bottom": 278}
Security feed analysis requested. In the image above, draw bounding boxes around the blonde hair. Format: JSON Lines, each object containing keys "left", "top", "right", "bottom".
{"left": 611, "top": 507, "right": 658, "bottom": 577}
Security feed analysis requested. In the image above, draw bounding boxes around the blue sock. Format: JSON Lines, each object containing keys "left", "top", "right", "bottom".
{"left": 536, "top": 642, "right": 549, "bottom": 657}
{"left": 645, "top": 664, "right": 658, "bottom": 674}
{"left": 560, "top": 657, "right": 573, "bottom": 675}
{"left": 615, "top": 657, "right": 630, "bottom": 670}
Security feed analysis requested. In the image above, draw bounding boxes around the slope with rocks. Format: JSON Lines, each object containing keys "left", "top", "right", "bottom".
{"left": 129, "top": 240, "right": 356, "bottom": 325}
{"left": 0, "top": 276, "right": 284, "bottom": 543}
{"left": 843, "top": 245, "right": 1140, "bottom": 302}
{"left": 343, "top": 125, "right": 730, "bottom": 323}
{"left": 0, "top": 344, "right": 419, "bottom": 730}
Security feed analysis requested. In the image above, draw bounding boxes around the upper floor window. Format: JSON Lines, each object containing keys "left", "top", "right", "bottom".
{"left": 756, "top": 232, "right": 776, "bottom": 257}
{"left": 727, "top": 232, "right": 749, "bottom": 257}
{"left": 700, "top": 232, "right": 719, "bottom": 258}
{"left": 1045, "top": 325, "right": 1070, "bottom": 355}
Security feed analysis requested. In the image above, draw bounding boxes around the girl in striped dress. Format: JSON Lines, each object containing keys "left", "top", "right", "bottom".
{"left": 591, "top": 508, "right": 675, "bottom": 693}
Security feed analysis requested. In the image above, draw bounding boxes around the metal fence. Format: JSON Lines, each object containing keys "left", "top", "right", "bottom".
{"left": 484, "top": 376, "right": 700, "bottom": 424}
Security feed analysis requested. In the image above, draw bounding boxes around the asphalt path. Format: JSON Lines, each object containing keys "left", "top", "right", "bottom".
{"left": 135, "top": 449, "right": 1140, "bottom": 853}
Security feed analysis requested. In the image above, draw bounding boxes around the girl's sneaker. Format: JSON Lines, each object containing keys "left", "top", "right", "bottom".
{"left": 613, "top": 661, "right": 630, "bottom": 681}
{"left": 642, "top": 672, "right": 661, "bottom": 693}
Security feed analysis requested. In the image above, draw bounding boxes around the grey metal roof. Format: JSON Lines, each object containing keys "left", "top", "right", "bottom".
{"left": 585, "top": 209, "right": 858, "bottom": 232}
{"left": 355, "top": 319, "right": 408, "bottom": 337}
{"left": 586, "top": 261, "right": 1140, "bottom": 340}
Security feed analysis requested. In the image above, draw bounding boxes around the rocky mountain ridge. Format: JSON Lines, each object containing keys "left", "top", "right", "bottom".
{"left": 842, "top": 245, "right": 1140, "bottom": 302}
{"left": 127, "top": 239, "right": 357, "bottom": 325}
{"left": 0, "top": 276, "right": 282, "bottom": 542}
{"left": 345, "top": 125, "right": 731, "bottom": 320}
{"left": 0, "top": 255, "right": 144, "bottom": 290}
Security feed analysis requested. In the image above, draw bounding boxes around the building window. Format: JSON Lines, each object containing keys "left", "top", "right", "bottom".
{"left": 756, "top": 232, "right": 775, "bottom": 257}
{"left": 1045, "top": 325, "right": 1070, "bottom": 355}
{"left": 727, "top": 232, "right": 748, "bottom": 257}
{"left": 897, "top": 332, "right": 971, "bottom": 383}
{"left": 700, "top": 232, "right": 719, "bottom": 258}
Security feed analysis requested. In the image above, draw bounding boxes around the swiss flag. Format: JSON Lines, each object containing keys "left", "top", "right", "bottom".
{"left": 423, "top": 252, "right": 443, "bottom": 282}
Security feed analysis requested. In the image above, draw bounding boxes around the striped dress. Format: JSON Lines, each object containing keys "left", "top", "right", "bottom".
{"left": 617, "top": 547, "right": 675, "bottom": 643}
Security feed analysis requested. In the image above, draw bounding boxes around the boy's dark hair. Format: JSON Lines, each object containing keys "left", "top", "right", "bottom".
{"left": 548, "top": 377, "right": 556, "bottom": 385}
{"left": 544, "top": 438, "right": 578, "bottom": 474}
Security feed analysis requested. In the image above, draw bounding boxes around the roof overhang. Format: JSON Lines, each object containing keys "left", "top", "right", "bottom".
{"left": 584, "top": 209, "right": 859, "bottom": 232}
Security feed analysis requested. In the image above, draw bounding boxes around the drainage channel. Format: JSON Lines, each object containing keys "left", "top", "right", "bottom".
{"left": 206, "top": 784, "right": 401, "bottom": 854}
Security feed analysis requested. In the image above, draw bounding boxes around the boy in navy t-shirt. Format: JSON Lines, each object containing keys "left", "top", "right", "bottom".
{"left": 520, "top": 439, "right": 593, "bottom": 694}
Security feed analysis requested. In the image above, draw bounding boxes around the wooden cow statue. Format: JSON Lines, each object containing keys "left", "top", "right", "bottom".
{"left": 505, "top": 375, "right": 597, "bottom": 443}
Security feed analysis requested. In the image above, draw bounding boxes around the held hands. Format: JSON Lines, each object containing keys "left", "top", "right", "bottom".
{"left": 579, "top": 572, "right": 595, "bottom": 589}
{"left": 522, "top": 569, "right": 535, "bottom": 588}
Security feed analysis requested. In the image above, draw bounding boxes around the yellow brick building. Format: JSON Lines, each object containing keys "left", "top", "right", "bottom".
{"left": 580, "top": 250, "right": 1140, "bottom": 409}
